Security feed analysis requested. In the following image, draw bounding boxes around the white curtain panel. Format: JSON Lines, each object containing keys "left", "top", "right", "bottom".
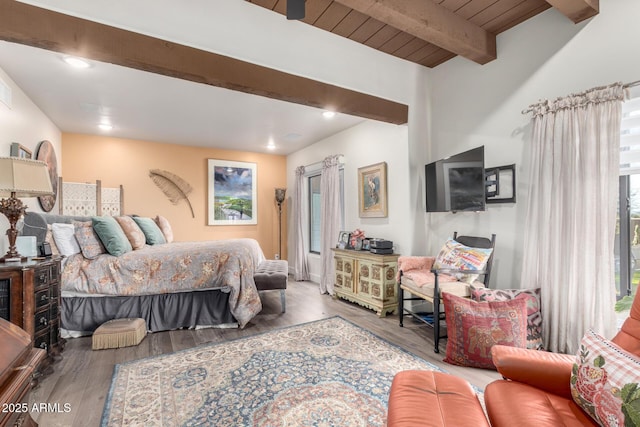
{"left": 319, "top": 155, "right": 342, "bottom": 295}
{"left": 292, "top": 166, "right": 310, "bottom": 281}
{"left": 521, "top": 83, "right": 626, "bottom": 354}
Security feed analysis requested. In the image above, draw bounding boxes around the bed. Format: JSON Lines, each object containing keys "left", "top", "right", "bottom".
{"left": 22, "top": 212, "right": 265, "bottom": 335}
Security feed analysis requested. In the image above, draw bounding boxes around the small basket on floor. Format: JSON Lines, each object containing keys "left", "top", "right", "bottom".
{"left": 92, "top": 318, "right": 147, "bottom": 350}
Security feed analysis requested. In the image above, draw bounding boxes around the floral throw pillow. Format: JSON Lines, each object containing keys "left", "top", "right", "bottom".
{"left": 155, "top": 215, "right": 174, "bottom": 243}
{"left": 433, "top": 238, "right": 493, "bottom": 284}
{"left": 115, "top": 216, "right": 146, "bottom": 250}
{"left": 73, "top": 221, "right": 106, "bottom": 259}
{"left": 571, "top": 329, "right": 640, "bottom": 427}
{"left": 471, "top": 285, "right": 543, "bottom": 350}
{"left": 442, "top": 292, "right": 528, "bottom": 370}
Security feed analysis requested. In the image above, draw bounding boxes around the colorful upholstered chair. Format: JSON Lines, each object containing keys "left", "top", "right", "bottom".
{"left": 397, "top": 232, "right": 496, "bottom": 352}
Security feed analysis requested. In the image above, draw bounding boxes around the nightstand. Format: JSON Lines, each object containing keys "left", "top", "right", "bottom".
{"left": 0, "top": 257, "right": 64, "bottom": 374}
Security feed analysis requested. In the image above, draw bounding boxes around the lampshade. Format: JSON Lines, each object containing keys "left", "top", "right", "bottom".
{"left": 275, "top": 188, "right": 286, "bottom": 204}
{"left": 0, "top": 157, "right": 54, "bottom": 197}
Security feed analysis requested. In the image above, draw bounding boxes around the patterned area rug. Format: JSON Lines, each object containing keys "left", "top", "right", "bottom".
{"left": 101, "top": 316, "right": 444, "bottom": 426}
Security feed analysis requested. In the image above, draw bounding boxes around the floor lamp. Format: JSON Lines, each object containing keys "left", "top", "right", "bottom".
{"left": 0, "top": 157, "right": 54, "bottom": 262}
{"left": 275, "top": 188, "right": 286, "bottom": 259}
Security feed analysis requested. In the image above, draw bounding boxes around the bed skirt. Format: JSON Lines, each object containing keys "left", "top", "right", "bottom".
{"left": 61, "top": 289, "right": 236, "bottom": 334}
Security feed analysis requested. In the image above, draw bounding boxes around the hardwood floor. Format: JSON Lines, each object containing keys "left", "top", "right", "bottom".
{"left": 30, "top": 280, "right": 501, "bottom": 426}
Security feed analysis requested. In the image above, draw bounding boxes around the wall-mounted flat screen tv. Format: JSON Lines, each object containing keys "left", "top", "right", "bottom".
{"left": 425, "top": 146, "right": 485, "bottom": 212}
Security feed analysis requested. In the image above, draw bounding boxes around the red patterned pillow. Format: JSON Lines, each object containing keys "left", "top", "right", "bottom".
{"left": 471, "top": 286, "right": 543, "bottom": 351}
{"left": 571, "top": 329, "right": 640, "bottom": 426}
{"left": 443, "top": 292, "right": 528, "bottom": 370}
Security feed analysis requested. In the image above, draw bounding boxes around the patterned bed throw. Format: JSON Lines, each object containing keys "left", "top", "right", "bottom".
{"left": 61, "top": 238, "right": 265, "bottom": 327}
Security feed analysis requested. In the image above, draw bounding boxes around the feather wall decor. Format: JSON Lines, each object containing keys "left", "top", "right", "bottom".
{"left": 149, "top": 169, "right": 195, "bottom": 218}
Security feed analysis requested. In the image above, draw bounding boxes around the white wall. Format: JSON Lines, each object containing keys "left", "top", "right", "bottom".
{"left": 287, "top": 121, "right": 410, "bottom": 282}
{"left": 0, "top": 67, "right": 62, "bottom": 251}
{"left": 425, "top": 0, "right": 640, "bottom": 288}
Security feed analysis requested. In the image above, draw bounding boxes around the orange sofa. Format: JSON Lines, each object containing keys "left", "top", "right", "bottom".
{"left": 388, "top": 290, "right": 640, "bottom": 426}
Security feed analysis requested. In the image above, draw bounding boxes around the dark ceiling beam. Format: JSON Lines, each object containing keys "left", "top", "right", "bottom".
{"left": 334, "top": 0, "right": 496, "bottom": 65}
{"left": 0, "top": 0, "right": 408, "bottom": 125}
{"left": 545, "top": 0, "right": 599, "bottom": 23}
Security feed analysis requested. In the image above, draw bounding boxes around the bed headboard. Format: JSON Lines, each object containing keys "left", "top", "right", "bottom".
{"left": 22, "top": 212, "right": 92, "bottom": 245}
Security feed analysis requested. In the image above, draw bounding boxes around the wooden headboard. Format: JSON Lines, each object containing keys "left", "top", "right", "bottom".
{"left": 58, "top": 178, "right": 124, "bottom": 217}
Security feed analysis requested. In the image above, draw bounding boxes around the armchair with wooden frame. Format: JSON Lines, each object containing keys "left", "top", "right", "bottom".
{"left": 397, "top": 232, "right": 496, "bottom": 353}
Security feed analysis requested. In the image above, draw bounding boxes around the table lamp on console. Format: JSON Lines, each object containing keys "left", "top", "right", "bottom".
{"left": 0, "top": 157, "right": 54, "bottom": 262}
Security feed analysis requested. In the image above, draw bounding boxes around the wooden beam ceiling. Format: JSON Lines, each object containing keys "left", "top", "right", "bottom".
{"left": 0, "top": 0, "right": 408, "bottom": 125}
{"left": 250, "top": 0, "right": 599, "bottom": 68}
{"left": 544, "top": 0, "right": 599, "bottom": 23}
{"left": 334, "top": 0, "right": 496, "bottom": 65}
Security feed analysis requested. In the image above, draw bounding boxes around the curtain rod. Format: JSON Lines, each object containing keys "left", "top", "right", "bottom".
{"left": 522, "top": 81, "right": 635, "bottom": 115}
{"left": 303, "top": 154, "right": 345, "bottom": 170}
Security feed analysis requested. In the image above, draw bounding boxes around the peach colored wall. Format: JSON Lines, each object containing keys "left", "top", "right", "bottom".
{"left": 61, "top": 133, "right": 287, "bottom": 260}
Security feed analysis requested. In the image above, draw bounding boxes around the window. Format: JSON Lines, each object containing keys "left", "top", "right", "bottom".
{"left": 616, "top": 91, "right": 640, "bottom": 299}
{"left": 309, "top": 174, "right": 321, "bottom": 254}
{"left": 308, "top": 168, "right": 345, "bottom": 255}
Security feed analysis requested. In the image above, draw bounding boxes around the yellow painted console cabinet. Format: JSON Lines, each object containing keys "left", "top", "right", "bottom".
{"left": 332, "top": 248, "right": 399, "bottom": 317}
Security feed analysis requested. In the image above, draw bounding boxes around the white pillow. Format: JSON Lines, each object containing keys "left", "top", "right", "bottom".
{"left": 51, "top": 223, "right": 81, "bottom": 256}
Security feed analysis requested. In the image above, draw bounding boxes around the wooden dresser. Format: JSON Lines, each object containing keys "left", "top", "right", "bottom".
{"left": 0, "top": 318, "right": 46, "bottom": 427}
{"left": 0, "top": 258, "right": 64, "bottom": 372}
{"left": 332, "top": 248, "right": 399, "bottom": 317}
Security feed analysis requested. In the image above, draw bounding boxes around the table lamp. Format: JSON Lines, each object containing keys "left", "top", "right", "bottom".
{"left": 0, "top": 157, "right": 54, "bottom": 262}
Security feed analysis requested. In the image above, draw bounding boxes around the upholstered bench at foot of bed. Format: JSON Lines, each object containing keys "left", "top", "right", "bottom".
{"left": 387, "top": 370, "right": 490, "bottom": 427}
{"left": 254, "top": 260, "right": 288, "bottom": 313}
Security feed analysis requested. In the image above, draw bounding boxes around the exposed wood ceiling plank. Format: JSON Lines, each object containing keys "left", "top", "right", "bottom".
{"left": 333, "top": 10, "right": 370, "bottom": 37}
{"left": 456, "top": 0, "right": 501, "bottom": 20}
{"left": 487, "top": 1, "right": 551, "bottom": 33}
{"left": 469, "top": 0, "right": 526, "bottom": 27}
{"left": 314, "top": 2, "right": 352, "bottom": 31}
{"left": 334, "top": 0, "right": 497, "bottom": 64}
{"left": 272, "top": 0, "right": 287, "bottom": 14}
{"left": 545, "top": 0, "right": 598, "bottom": 23}
{"left": 348, "top": 17, "right": 386, "bottom": 43}
{"left": 393, "top": 37, "right": 430, "bottom": 59}
{"left": 0, "top": 0, "right": 408, "bottom": 124}
{"left": 364, "top": 25, "right": 401, "bottom": 49}
{"left": 406, "top": 43, "right": 441, "bottom": 64}
{"left": 420, "top": 49, "right": 457, "bottom": 67}
{"left": 379, "top": 31, "right": 414, "bottom": 54}
{"left": 302, "top": 0, "right": 334, "bottom": 24}
{"left": 439, "top": 0, "right": 474, "bottom": 12}
{"left": 252, "top": 0, "right": 279, "bottom": 9}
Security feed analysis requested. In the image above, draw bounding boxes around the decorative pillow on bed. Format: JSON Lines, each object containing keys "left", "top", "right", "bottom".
{"left": 571, "top": 329, "right": 640, "bottom": 427}
{"left": 115, "top": 216, "right": 146, "bottom": 250}
{"left": 51, "top": 223, "right": 81, "bottom": 256}
{"left": 433, "top": 238, "right": 493, "bottom": 284}
{"left": 45, "top": 224, "right": 61, "bottom": 257}
{"left": 92, "top": 216, "right": 133, "bottom": 256}
{"left": 155, "top": 215, "right": 174, "bottom": 243}
{"left": 133, "top": 217, "right": 166, "bottom": 245}
{"left": 443, "top": 292, "right": 528, "bottom": 370}
{"left": 471, "top": 285, "right": 543, "bottom": 351}
{"left": 73, "top": 221, "right": 106, "bottom": 259}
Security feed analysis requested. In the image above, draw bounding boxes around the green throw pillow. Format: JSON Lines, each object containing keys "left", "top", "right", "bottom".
{"left": 132, "top": 217, "right": 167, "bottom": 245}
{"left": 92, "top": 216, "right": 133, "bottom": 256}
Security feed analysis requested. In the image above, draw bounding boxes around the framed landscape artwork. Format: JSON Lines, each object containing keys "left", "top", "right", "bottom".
{"left": 208, "top": 159, "right": 257, "bottom": 225}
{"left": 358, "top": 162, "right": 388, "bottom": 218}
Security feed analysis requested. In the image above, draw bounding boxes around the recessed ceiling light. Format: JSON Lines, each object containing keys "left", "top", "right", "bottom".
{"left": 322, "top": 111, "right": 336, "bottom": 119}
{"left": 63, "top": 56, "right": 91, "bottom": 69}
{"left": 98, "top": 123, "right": 113, "bottom": 131}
